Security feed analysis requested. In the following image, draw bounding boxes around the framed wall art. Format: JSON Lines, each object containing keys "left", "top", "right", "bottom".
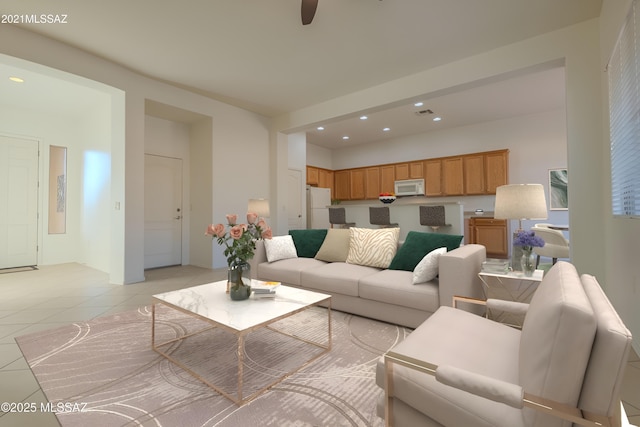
{"left": 549, "top": 168, "right": 568, "bottom": 210}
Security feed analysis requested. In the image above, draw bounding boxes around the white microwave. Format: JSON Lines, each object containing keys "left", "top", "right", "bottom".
{"left": 394, "top": 179, "right": 425, "bottom": 196}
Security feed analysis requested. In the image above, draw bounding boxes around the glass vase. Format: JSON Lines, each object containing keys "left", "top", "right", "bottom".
{"left": 227, "top": 262, "right": 252, "bottom": 301}
{"left": 520, "top": 249, "right": 536, "bottom": 277}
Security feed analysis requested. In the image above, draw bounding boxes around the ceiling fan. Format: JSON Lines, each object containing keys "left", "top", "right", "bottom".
{"left": 301, "top": 0, "right": 318, "bottom": 25}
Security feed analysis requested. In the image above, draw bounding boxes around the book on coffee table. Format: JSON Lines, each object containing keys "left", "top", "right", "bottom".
{"left": 251, "top": 280, "right": 281, "bottom": 296}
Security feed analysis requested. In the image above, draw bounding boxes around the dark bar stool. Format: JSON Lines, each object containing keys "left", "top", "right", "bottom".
{"left": 419, "top": 205, "right": 450, "bottom": 231}
{"left": 369, "top": 206, "right": 398, "bottom": 228}
{"left": 328, "top": 207, "right": 355, "bottom": 228}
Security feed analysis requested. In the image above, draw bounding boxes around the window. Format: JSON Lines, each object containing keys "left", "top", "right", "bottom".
{"left": 609, "top": 0, "right": 640, "bottom": 217}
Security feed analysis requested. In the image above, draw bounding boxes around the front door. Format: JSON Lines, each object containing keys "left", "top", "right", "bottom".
{"left": 144, "top": 154, "right": 183, "bottom": 269}
{"left": 0, "top": 136, "right": 39, "bottom": 268}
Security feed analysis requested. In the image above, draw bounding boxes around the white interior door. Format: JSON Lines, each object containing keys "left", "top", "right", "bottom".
{"left": 0, "top": 136, "right": 39, "bottom": 269}
{"left": 287, "top": 169, "right": 304, "bottom": 230}
{"left": 144, "top": 154, "right": 183, "bottom": 269}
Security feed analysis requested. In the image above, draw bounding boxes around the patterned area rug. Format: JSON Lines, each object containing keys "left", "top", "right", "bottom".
{"left": 16, "top": 304, "right": 410, "bottom": 426}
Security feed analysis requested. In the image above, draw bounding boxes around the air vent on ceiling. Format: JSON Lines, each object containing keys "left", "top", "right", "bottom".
{"left": 415, "top": 109, "right": 434, "bottom": 116}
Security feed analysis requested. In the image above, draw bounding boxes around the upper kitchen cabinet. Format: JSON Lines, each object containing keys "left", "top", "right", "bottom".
{"left": 380, "top": 165, "right": 395, "bottom": 194}
{"left": 306, "top": 166, "right": 319, "bottom": 186}
{"left": 395, "top": 161, "right": 424, "bottom": 180}
{"left": 334, "top": 170, "right": 350, "bottom": 200}
{"left": 349, "top": 169, "right": 366, "bottom": 200}
{"left": 442, "top": 157, "right": 464, "bottom": 196}
{"left": 484, "top": 150, "right": 509, "bottom": 194}
{"left": 463, "top": 154, "right": 486, "bottom": 195}
{"left": 365, "top": 167, "right": 381, "bottom": 199}
{"left": 424, "top": 159, "right": 442, "bottom": 196}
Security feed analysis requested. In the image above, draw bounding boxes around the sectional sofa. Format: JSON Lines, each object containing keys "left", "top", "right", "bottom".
{"left": 249, "top": 227, "right": 487, "bottom": 328}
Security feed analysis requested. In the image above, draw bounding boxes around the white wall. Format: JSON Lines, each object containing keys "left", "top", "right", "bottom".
{"left": 306, "top": 143, "right": 333, "bottom": 169}
{"left": 600, "top": 0, "right": 640, "bottom": 353}
{"left": 0, "top": 24, "right": 272, "bottom": 282}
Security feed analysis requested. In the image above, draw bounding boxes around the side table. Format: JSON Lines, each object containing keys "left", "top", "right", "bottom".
{"left": 478, "top": 269, "right": 544, "bottom": 327}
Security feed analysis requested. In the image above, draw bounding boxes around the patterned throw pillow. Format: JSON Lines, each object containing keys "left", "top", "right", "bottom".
{"left": 346, "top": 227, "right": 400, "bottom": 269}
{"left": 412, "top": 247, "right": 447, "bottom": 284}
{"left": 264, "top": 235, "right": 298, "bottom": 262}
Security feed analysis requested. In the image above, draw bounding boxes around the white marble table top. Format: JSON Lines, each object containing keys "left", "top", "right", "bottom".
{"left": 152, "top": 280, "right": 331, "bottom": 332}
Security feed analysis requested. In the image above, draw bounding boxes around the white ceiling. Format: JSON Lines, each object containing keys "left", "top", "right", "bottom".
{"left": 0, "top": 0, "right": 599, "bottom": 146}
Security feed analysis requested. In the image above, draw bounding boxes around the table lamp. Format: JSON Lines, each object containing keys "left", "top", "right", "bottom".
{"left": 494, "top": 184, "right": 547, "bottom": 232}
{"left": 494, "top": 184, "right": 548, "bottom": 270}
{"left": 248, "top": 198, "right": 270, "bottom": 218}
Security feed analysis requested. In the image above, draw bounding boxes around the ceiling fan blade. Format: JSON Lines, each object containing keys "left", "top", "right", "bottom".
{"left": 301, "top": 0, "right": 318, "bottom": 25}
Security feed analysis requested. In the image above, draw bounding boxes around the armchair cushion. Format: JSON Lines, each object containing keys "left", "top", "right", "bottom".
{"left": 377, "top": 306, "right": 523, "bottom": 427}
{"left": 519, "top": 262, "right": 596, "bottom": 426}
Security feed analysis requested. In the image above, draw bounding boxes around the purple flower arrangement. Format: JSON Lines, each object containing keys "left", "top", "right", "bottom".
{"left": 513, "top": 230, "right": 545, "bottom": 250}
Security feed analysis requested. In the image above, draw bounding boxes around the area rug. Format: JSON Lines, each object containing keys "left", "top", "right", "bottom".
{"left": 16, "top": 304, "right": 411, "bottom": 426}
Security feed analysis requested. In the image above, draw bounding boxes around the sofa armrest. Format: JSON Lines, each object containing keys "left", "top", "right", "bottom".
{"left": 438, "top": 244, "right": 486, "bottom": 314}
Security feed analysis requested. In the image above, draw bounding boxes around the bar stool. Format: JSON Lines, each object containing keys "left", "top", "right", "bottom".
{"left": 419, "top": 205, "right": 450, "bottom": 231}
{"left": 369, "top": 206, "right": 398, "bottom": 228}
{"left": 328, "top": 207, "right": 356, "bottom": 228}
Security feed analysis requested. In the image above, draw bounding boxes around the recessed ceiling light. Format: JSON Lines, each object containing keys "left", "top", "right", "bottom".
{"left": 383, "top": 127, "right": 391, "bottom": 132}
{"left": 9, "top": 76, "right": 24, "bottom": 83}
{"left": 433, "top": 117, "right": 442, "bottom": 122}
{"left": 342, "top": 136, "right": 350, "bottom": 140}
{"left": 414, "top": 102, "right": 424, "bottom": 107}
{"left": 360, "top": 115, "right": 368, "bottom": 120}
{"left": 317, "top": 126, "right": 325, "bottom": 131}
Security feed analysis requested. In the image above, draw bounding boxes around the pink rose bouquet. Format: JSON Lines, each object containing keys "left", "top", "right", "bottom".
{"left": 206, "top": 212, "right": 272, "bottom": 267}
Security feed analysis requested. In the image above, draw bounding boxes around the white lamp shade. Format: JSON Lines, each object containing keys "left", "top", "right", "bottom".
{"left": 248, "top": 198, "right": 270, "bottom": 218}
{"left": 494, "top": 184, "right": 548, "bottom": 220}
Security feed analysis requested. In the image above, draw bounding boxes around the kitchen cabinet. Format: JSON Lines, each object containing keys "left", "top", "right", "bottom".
{"left": 306, "top": 166, "right": 319, "bottom": 185}
{"left": 424, "top": 159, "right": 442, "bottom": 196}
{"left": 442, "top": 157, "right": 464, "bottom": 196}
{"left": 463, "top": 154, "right": 485, "bottom": 195}
{"left": 468, "top": 217, "right": 508, "bottom": 258}
{"left": 349, "top": 169, "right": 366, "bottom": 200}
{"left": 365, "top": 167, "right": 381, "bottom": 199}
{"left": 309, "top": 148, "right": 508, "bottom": 200}
{"left": 484, "top": 150, "right": 509, "bottom": 194}
{"left": 318, "top": 168, "right": 333, "bottom": 193}
{"left": 334, "top": 170, "right": 350, "bottom": 200}
{"left": 380, "top": 165, "right": 395, "bottom": 194}
{"left": 395, "top": 162, "right": 423, "bottom": 180}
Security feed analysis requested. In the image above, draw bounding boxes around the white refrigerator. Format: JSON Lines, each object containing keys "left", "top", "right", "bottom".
{"left": 307, "top": 186, "right": 331, "bottom": 229}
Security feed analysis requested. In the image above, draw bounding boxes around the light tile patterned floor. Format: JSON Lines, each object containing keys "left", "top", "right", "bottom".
{"left": 0, "top": 263, "right": 638, "bottom": 426}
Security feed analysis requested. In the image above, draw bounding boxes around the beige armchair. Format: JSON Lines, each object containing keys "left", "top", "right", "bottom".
{"left": 377, "top": 262, "right": 632, "bottom": 427}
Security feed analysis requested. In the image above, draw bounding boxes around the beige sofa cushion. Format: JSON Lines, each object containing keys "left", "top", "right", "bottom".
{"left": 519, "top": 262, "right": 596, "bottom": 427}
{"left": 257, "top": 258, "right": 326, "bottom": 286}
{"left": 359, "top": 270, "right": 439, "bottom": 313}
{"left": 301, "top": 262, "right": 380, "bottom": 296}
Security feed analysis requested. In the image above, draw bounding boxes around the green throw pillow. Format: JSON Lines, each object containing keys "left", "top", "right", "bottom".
{"left": 388, "top": 231, "right": 463, "bottom": 271}
{"left": 288, "top": 229, "right": 328, "bottom": 258}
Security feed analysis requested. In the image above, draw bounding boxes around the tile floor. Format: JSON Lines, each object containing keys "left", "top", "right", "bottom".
{"left": 0, "top": 263, "right": 638, "bottom": 427}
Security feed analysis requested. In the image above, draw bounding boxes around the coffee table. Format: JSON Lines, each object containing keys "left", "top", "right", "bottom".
{"left": 151, "top": 280, "right": 332, "bottom": 405}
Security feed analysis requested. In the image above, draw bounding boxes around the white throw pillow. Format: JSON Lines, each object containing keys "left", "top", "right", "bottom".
{"left": 412, "top": 247, "right": 447, "bottom": 284}
{"left": 264, "top": 235, "right": 298, "bottom": 262}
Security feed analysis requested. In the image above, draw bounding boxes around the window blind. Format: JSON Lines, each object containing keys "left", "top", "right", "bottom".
{"left": 609, "top": 0, "right": 640, "bottom": 217}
